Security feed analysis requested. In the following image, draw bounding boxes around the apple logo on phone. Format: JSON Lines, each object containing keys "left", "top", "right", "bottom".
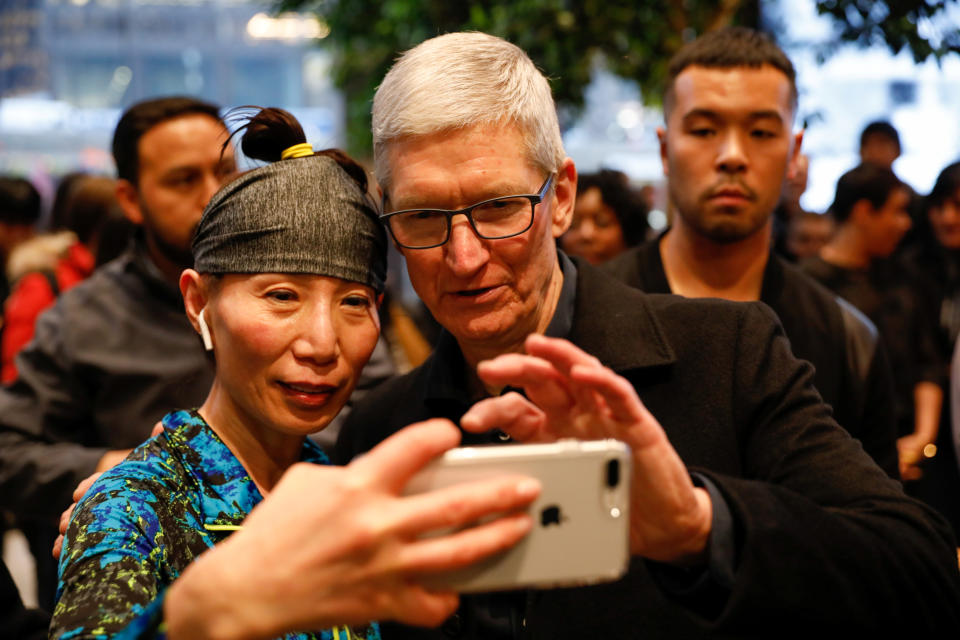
{"left": 540, "top": 504, "right": 564, "bottom": 527}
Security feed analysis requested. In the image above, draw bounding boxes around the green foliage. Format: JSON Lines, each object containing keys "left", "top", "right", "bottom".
{"left": 814, "top": 1, "right": 960, "bottom": 63}
{"left": 277, "top": 0, "right": 957, "bottom": 158}
{"left": 276, "top": 0, "right": 758, "bottom": 157}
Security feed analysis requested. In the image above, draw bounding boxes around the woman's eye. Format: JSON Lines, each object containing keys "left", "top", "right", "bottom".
{"left": 344, "top": 296, "right": 372, "bottom": 308}
{"left": 267, "top": 290, "right": 297, "bottom": 302}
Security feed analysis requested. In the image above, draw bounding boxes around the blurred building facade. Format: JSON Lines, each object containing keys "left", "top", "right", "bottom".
{"left": 1, "top": 0, "right": 341, "bottom": 185}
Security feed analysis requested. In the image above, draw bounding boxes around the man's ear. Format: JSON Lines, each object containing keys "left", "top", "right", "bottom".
{"left": 786, "top": 129, "right": 805, "bottom": 180}
{"left": 115, "top": 179, "right": 144, "bottom": 226}
{"left": 657, "top": 126, "right": 670, "bottom": 178}
{"left": 551, "top": 157, "right": 577, "bottom": 238}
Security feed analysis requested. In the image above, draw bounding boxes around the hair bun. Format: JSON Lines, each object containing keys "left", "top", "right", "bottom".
{"left": 228, "top": 106, "right": 307, "bottom": 163}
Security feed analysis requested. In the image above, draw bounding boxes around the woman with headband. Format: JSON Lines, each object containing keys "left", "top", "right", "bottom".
{"left": 50, "top": 108, "right": 539, "bottom": 640}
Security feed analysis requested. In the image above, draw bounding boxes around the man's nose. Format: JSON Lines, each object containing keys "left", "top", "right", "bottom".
{"left": 716, "top": 132, "right": 747, "bottom": 173}
{"left": 444, "top": 217, "right": 489, "bottom": 276}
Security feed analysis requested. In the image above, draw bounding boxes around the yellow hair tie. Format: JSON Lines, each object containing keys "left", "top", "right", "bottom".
{"left": 281, "top": 142, "right": 314, "bottom": 160}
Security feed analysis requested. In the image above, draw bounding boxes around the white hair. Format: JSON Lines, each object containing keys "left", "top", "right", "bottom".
{"left": 372, "top": 31, "right": 566, "bottom": 191}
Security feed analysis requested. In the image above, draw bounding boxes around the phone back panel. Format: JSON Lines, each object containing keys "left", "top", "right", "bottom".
{"left": 404, "top": 439, "right": 631, "bottom": 593}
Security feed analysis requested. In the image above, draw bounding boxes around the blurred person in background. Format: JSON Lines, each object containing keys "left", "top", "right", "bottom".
{"left": 603, "top": 27, "right": 899, "bottom": 477}
{"left": 771, "top": 152, "right": 811, "bottom": 260}
{"left": 0, "top": 97, "right": 233, "bottom": 527}
{"left": 0, "top": 177, "right": 42, "bottom": 307}
{"left": 905, "top": 161, "right": 960, "bottom": 357}
{"left": 858, "top": 120, "right": 926, "bottom": 247}
{"left": 802, "top": 164, "right": 941, "bottom": 488}
{"left": 859, "top": 121, "right": 902, "bottom": 171}
{"left": 48, "top": 173, "right": 88, "bottom": 233}
{"left": 2, "top": 175, "right": 132, "bottom": 384}
{"left": 900, "top": 160, "right": 960, "bottom": 532}
{"left": 1, "top": 174, "right": 132, "bottom": 608}
{"left": 784, "top": 211, "right": 835, "bottom": 260}
{"left": 559, "top": 169, "right": 648, "bottom": 264}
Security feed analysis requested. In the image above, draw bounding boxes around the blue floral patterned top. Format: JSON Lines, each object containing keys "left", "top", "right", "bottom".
{"left": 51, "top": 409, "right": 380, "bottom": 640}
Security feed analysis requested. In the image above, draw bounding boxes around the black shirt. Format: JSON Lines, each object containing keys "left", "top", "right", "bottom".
{"left": 603, "top": 236, "right": 899, "bottom": 476}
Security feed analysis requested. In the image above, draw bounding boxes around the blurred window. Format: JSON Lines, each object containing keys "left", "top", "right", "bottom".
{"left": 890, "top": 80, "right": 917, "bottom": 106}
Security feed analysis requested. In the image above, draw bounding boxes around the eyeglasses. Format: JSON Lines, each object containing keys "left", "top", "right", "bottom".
{"left": 380, "top": 174, "right": 554, "bottom": 250}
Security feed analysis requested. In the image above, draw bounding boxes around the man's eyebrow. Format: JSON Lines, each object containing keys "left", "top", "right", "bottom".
{"left": 746, "top": 110, "right": 785, "bottom": 124}
{"left": 681, "top": 108, "right": 785, "bottom": 124}
{"left": 680, "top": 108, "right": 721, "bottom": 123}
{"left": 391, "top": 183, "right": 534, "bottom": 211}
{"left": 161, "top": 165, "right": 198, "bottom": 178}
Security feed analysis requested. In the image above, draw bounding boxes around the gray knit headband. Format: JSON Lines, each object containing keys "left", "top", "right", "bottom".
{"left": 192, "top": 154, "right": 387, "bottom": 293}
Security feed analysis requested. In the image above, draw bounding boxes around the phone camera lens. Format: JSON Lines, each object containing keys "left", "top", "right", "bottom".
{"left": 605, "top": 459, "right": 620, "bottom": 488}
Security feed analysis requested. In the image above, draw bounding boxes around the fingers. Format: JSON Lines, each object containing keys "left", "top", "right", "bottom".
{"left": 523, "top": 333, "right": 602, "bottom": 373}
{"left": 394, "top": 474, "right": 540, "bottom": 538}
{"left": 569, "top": 364, "right": 647, "bottom": 424}
{"left": 59, "top": 504, "right": 74, "bottom": 535}
{"left": 58, "top": 471, "right": 99, "bottom": 559}
{"left": 523, "top": 336, "right": 614, "bottom": 418}
{"left": 460, "top": 393, "right": 546, "bottom": 441}
{"left": 55, "top": 499, "right": 79, "bottom": 560}
{"left": 399, "top": 511, "right": 534, "bottom": 574}
{"left": 476, "top": 353, "right": 569, "bottom": 396}
{"left": 349, "top": 419, "right": 461, "bottom": 493}
{"left": 73, "top": 472, "right": 102, "bottom": 501}
{"left": 151, "top": 421, "right": 164, "bottom": 438}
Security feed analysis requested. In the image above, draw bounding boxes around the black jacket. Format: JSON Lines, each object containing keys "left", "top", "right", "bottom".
{"left": 0, "top": 237, "right": 214, "bottom": 519}
{"left": 338, "top": 258, "right": 960, "bottom": 638}
{"left": 603, "top": 238, "right": 899, "bottom": 477}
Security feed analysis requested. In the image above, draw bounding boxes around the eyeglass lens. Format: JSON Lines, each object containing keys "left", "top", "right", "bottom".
{"left": 390, "top": 196, "right": 534, "bottom": 248}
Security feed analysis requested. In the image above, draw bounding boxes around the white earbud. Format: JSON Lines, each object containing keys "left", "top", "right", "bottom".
{"left": 197, "top": 308, "right": 213, "bottom": 351}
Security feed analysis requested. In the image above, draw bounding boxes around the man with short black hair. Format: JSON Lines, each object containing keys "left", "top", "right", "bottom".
{"left": 0, "top": 176, "right": 42, "bottom": 304}
{"left": 860, "top": 120, "right": 902, "bottom": 171}
{"left": 603, "top": 27, "right": 900, "bottom": 478}
{"left": 803, "top": 163, "right": 940, "bottom": 481}
{"left": 0, "top": 96, "right": 235, "bottom": 518}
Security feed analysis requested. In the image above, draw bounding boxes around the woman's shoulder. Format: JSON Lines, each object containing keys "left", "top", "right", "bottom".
{"left": 72, "top": 411, "right": 212, "bottom": 520}
{"left": 73, "top": 430, "right": 190, "bottom": 520}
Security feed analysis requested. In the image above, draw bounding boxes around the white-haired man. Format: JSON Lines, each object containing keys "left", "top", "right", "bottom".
{"left": 335, "top": 31, "right": 960, "bottom": 638}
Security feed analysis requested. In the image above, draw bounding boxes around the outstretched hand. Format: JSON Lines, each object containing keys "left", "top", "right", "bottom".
{"left": 164, "top": 418, "right": 539, "bottom": 639}
{"left": 460, "top": 333, "right": 712, "bottom": 565}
